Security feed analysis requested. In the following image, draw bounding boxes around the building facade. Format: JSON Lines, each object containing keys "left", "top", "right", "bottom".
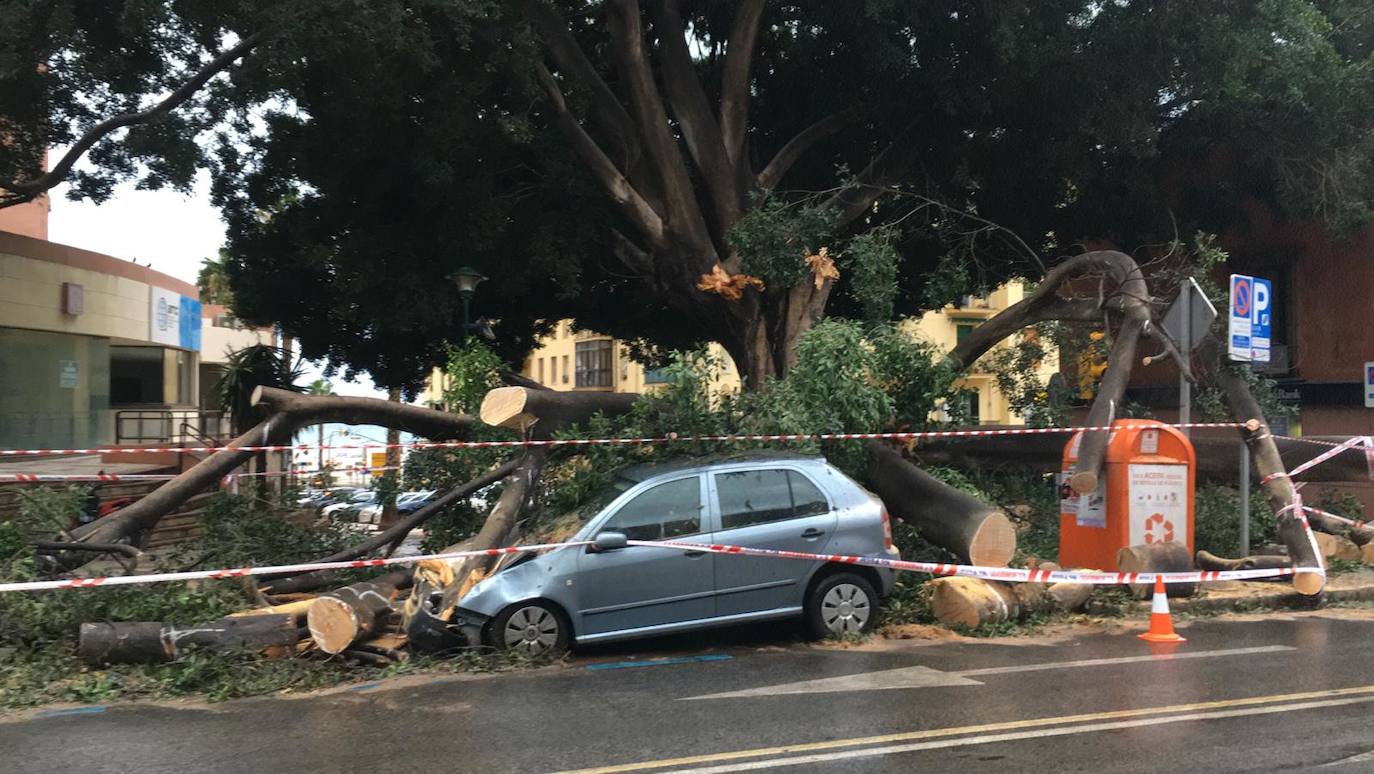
{"left": 0, "top": 228, "right": 204, "bottom": 450}
{"left": 906, "top": 282, "right": 1060, "bottom": 425}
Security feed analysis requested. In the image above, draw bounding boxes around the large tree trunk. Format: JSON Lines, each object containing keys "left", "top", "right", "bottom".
{"left": 480, "top": 387, "right": 638, "bottom": 436}
{"left": 1116, "top": 541, "right": 1196, "bottom": 598}
{"left": 380, "top": 387, "right": 403, "bottom": 529}
{"left": 78, "top": 614, "right": 299, "bottom": 665}
{"left": 1206, "top": 342, "right": 1325, "bottom": 596}
{"left": 52, "top": 389, "right": 472, "bottom": 570}
{"left": 865, "top": 442, "right": 1016, "bottom": 566}
{"left": 306, "top": 573, "right": 408, "bottom": 654}
{"left": 405, "top": 449, "right": 550, "bottom": 652}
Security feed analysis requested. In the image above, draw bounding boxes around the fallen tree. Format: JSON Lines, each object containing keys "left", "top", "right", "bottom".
{"left": 865, "top": 442, "right": 1016, "bottom": 566}
{"left": 78, "top": 614, "right": 299, "bottom": 665}
{"left": 53, "top": 387, "right": 473, "bottom": 570}
{"left": 307, "top": 573, "right": 409, "bottom": 655}
{"left": 480, "top": 387, "right": 638, "bottom": 436}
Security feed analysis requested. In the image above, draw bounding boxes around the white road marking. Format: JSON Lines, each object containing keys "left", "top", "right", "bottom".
{"left": 1319, "top": 749, "right": 1374, "bottom": 767}
{"left": 660, "top": 694, "right": 1374, "bottom": 773}
{"left": 683, "top": 645, "right": 1295, "bottom": 700}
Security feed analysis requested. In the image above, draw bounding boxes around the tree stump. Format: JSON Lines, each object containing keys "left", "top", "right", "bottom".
{"left": 307, "top": 575, "right": 405, "bottom": 654}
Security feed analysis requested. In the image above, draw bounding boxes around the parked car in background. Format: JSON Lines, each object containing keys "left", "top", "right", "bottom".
{"left": 449, "top": 453, "right": 898, "bottom": 657}
{"left": 322, "top": 490, "right": 376, "bottom": 522}
{"left": 354, "top": 490, "right": 438, "bottom": 524}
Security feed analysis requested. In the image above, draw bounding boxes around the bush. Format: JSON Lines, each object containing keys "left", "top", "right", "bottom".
{"left": 1194, "top": 483, "right": 1277, "bottom": 556}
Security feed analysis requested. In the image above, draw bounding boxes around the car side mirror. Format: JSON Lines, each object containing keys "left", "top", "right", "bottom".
{"left": 592, "top": 531, "right": 629, "bottom": 551}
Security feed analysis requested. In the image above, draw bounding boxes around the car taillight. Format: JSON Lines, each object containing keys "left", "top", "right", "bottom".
{"left": 881, "top": 508, "right": 895, "bottom": 551}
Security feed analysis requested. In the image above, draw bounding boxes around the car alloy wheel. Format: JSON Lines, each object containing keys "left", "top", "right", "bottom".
{"left": 501, "top": 604, "right": 562, "bottom": 656}
{"left": 820, "top": 582, "right": 872, "bottom": 635}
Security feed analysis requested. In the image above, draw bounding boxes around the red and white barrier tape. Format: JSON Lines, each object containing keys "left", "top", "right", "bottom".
{"left": 0, "top": 466, "right": 401, "bottom": 484}
{"left": 631, "top": 540, "right": 1323, "bottom": 585}
{"left": 0, "top": 422, "right": 1246, "bottom": 458}
{"left": 0, "top": 536, "right": 1321, "bottom": 594}
{"left": 1261, "top": 435, "right": 1373, "bottom": 485}
{"left": 1304, "top": 505, "right": 1374, "bottom": 533}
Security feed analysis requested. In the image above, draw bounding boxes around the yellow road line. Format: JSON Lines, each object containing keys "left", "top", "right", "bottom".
{"left": 551, "top": 683, "right": 1374, "bottom": 774}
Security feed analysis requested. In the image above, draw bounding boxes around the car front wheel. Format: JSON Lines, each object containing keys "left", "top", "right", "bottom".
{"left": 804, "top": 573, "right": 878, "bottom": 639}
{"left": 486, "top": 601, "right": 570, "bottom": 658}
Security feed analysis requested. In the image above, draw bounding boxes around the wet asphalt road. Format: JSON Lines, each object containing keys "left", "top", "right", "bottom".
{"left": 4, "top": 614, "right": 1374, "bottom": 773}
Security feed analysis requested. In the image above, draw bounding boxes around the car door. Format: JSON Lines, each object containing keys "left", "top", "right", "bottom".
{"left": 709, "top": 467, "right": 838, "bottom": 616}
{"left": 574, "top": 474, "right": 716, "bottom": 637}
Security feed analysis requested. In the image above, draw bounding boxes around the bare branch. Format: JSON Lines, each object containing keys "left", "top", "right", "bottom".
{"left": 0, "top": 33, "right": 262, "bottom": 203}
{"left": 720, "top": 0, "right": 765, "bottom": 169}
{"left": 650, "top": 0, "right": 738, "bottom": 236}
{"left": 534, "top": 61, "right": 666, "bottom": 247}
{"left": 604, "top": 0, "right": 714, "bottom": 254}
{"left": 758, "top": 109, "right": 862, "bottom": 191}
{"left": 520, "top": 0, "right": 639, "bottom": 167}
{"left": 823, "top": 122, "right": 923, "bottom": 228}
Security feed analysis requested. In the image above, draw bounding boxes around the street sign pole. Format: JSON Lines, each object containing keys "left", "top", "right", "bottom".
{"left": 1239, "top": 442, "right": 1250, "bottom": 555}
{"left": 1179, "top": 279, "right": 1191, "bottom": 435}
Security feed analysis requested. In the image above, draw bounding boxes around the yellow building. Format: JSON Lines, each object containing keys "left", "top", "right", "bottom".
{"left": 905, "top": 281, "right": 1059, "bottom": 425}
{"left": 423, "top": 321, "right": 741, "bottom": 408}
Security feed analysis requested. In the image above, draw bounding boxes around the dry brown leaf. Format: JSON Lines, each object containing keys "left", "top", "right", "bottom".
{"left": 805, "top": 246, "right": 839, "bottom": 289}
{"left": 697, "top": 263, "right": 766, "bottom": 301}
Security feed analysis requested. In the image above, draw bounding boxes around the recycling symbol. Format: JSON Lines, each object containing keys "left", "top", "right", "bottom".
{"left": 1143, "top": 512, "right": 1175, "bottom": 544}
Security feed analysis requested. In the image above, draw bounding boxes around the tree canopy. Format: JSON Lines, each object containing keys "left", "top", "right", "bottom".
{"left": 3, "top": 0, "right": 1372, "bottom": 390}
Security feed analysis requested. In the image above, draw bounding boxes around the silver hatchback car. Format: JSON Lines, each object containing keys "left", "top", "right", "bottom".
{"left": 452, "top": 453, "right": 900, "bottom": 656}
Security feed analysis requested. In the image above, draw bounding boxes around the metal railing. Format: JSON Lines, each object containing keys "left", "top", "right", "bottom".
{"left": 114, "top": 410, "right": 231, "bottom": 445}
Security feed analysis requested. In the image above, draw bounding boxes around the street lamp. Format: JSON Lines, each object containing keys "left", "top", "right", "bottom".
{"left": 450, "top": 266, "right": 487, "bottom": 341}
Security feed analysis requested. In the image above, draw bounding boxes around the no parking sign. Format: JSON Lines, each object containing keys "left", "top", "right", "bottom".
{"left": 1229, "top": 274, "right": 1272, "bottom": 363}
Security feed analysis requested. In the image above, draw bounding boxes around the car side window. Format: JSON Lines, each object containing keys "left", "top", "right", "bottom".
{"left": 715, "top": 469, "right": 829, "bottom": 531}
{"left": 601, "top": 476, "right": 702, "bottom": 541}
{"left": 788, "top": 471, "right": 829, "bottom": 517}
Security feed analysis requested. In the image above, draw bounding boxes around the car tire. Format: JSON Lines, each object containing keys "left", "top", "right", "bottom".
{"left": 804, "top": 572, "right": 879, "bottom": 639}
{"left": 485, "top": 601, "right": 571, "bottom": 658}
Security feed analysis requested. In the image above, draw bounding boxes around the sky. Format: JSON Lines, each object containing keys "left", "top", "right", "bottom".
{"left": 47, "top": 172, "right": 392, "bottom": 401}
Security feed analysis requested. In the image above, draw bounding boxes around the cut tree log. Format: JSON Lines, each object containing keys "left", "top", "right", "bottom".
{"left": 928, "top": 577, "right": 1023, "bottom": 629}
{"left": 1116, "top": 541, "right": 1196, "bottom": 599}
{"left": 1047, "top": 579, "right": 1093, "bottom": 613}
{"left": 1313, "top": 532, "right": 1363, "bottom": 563}
{"left": 54, "top": 388, "right": 473, "bottom": 571}
{"left": 1195, "top": 549, "right": 1293, "bottom": 573}
{"left": 1363, "top": 542, "right": 1374, "bottom": 567}
{"left": 479, "top": 386, "right": 637, "bottom": 436}
{"left": 78, "top": 614, "right": 299, "bottom": 665}
{"left": 405, "top": 448, "right": 550, "bottom": 652}
{"left": 307, "top": 572, "right": 408, "bottom": 654}
{"left": 865, "top": 442, "right": 1016, "bottom": 566}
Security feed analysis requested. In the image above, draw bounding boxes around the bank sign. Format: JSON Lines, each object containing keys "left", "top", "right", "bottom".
{"left": 149, "top": 287, "right": 202, "bottom": 351}
{"left": 1228, "top": 274, "right": 1272, "bottom": 363}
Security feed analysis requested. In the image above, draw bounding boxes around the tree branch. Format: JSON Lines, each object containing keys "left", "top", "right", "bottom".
{"left": 720, "top": 0, "right": 766, "bottom": 170}
{"left": 823, "top": 122, "right": 923, "bottom": 228}
{"left": 604, "top": 0, "right": 715, "bottom": 254}
{"left": 650, "top": 0, "right": 739, "bottom": 237}
{"left": 758, "top": 109, "right": 862, "bottom": 191}
{"left": 534, "top": 61, "right": 666, "bottom": 247}
{"left": 520, "top": 0, "right": 639, "bottom": 167}
{"left": 0, "top": 33, "right": 262, "bottom": 204}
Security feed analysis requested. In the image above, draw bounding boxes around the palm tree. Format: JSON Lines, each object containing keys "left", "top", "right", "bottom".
{"left": 305, "top": 379, "right": 334, "bottom": 473}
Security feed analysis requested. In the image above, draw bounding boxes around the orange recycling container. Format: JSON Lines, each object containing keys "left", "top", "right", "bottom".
{"left": 1059, "top": 419, "right": 1195, "bottom": 571}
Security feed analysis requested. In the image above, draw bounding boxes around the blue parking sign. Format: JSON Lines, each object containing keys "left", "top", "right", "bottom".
{"left": 1229, "top": 274, "right": 1272, "bottom": 363}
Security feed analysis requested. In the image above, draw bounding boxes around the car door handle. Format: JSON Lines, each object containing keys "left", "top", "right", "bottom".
{"left": 801, "top": 528, "right": 826, "bottom": 539}
{"left": 683, "top": 550, "right": 707, "bottom": 558}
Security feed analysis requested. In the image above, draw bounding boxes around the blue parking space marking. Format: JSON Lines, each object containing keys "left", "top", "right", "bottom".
{"left": 588, "top": 654, "right": 732, "bottom": 671}
{"left": 35, "top": 705, "right": 107, "bottom": 719}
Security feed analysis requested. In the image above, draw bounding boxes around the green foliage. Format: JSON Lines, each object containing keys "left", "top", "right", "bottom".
{"left": 729, "top": 197, "right": 838, "bottom": 288}
{"left": 213, "top": 345, "right": 306, "bottom": 435}
{"left": 841, "top": 227, "right": 902, "bottom": 324}
{"left": 197, "top": 250, "right": 235, "bottom": 306}
{"left": 986, "top": 327, "right": 1067, "bottom": 428}
{"left": 1194, "top": 483, "right": 1278, "bottom": 557}
{"left": 405, "top": 341, "right": 516, "bottom": 551}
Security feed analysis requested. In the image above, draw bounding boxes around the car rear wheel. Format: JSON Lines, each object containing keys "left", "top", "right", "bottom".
{"left": 486, "top": 601, "right": 570, "bottom": 658}
{"left": 804, "top": 573, "right": 878, "bottom": 639}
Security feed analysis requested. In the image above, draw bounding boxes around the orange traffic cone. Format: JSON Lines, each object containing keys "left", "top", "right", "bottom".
{"left": 1138, "top": 576, "right": 1186, "bottom": 643}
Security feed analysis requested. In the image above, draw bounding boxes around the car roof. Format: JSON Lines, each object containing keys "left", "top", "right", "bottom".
{"left": 617, "top": 450, "right": 827, "bottom": 483}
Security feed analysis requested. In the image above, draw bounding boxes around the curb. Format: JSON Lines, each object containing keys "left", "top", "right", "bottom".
{"left": 1160, "top": 582, "right": 1374, "bottom": 616}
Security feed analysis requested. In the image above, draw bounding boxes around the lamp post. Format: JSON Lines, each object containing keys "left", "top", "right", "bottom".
{"left": 450, "top": 266, "right": 487, "bottom": 342}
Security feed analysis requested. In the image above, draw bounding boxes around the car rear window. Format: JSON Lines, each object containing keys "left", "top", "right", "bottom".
{"left": 715, "top": 469, "right": 829, "bottom": 531}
